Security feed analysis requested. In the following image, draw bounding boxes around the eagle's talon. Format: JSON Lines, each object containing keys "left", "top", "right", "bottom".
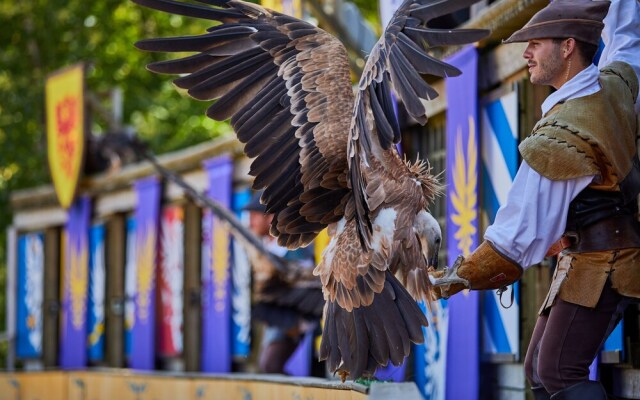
{"left": 429, "top": 260, "right": 470, "bottom": 300}
{"left": 429, "top": 267, "right": 469, "bottom": 286}
{"left": 337, "top": 369, "right": 349, "bottom": 383}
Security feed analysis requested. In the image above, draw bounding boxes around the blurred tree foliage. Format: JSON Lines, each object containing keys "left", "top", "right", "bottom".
{"left": 0, "top": 0, "right": 380, "bottom": 366}
{"left": 0, "top": 0, "right": 236, "bottom": 365}
{"left": 349, "top": 0, "right": 381, "bottom": 35}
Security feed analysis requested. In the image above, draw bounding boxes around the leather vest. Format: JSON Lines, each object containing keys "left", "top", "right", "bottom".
{"left": 520, "top": 61, "right": 638, "bottom": 187}
{"left": 521, "top": 62, "right": 640, "bottom": 311}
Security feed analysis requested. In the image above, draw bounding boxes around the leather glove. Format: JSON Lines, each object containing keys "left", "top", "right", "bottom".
{"left": 429, "top": 241, "right": 523, "bottom": 300}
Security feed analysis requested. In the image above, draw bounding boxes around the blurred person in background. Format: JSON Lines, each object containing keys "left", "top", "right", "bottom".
{"left": 243, "top": 191, "right": 323, "bottom": 375}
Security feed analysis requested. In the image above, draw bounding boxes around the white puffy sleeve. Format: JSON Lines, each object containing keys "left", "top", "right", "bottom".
{"left": 484, "top": 162, "right": 593, "bottom": 269}
{"left": 597, "top": 0, "right": 640, "bottom": 112}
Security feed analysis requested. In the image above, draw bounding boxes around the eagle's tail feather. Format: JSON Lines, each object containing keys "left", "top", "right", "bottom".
{"left": 319, "top": 271, "right": 428, "bottom": 381}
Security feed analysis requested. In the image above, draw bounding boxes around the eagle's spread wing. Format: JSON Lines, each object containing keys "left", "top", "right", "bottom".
{"left": 349, "top": 0, "right": 489, "bottom": 242}
{"left": 134, "top": 0, "right": 488, "bottom": 380}
{"left": 134, "top": 0, "right": 353, "bottom": 249}
{"left": 316, "top": 0, "right": 488, "bottom": 378}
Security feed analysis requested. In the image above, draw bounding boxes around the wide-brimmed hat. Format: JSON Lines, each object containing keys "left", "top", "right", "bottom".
{"left": 503, "top": 0, "right": 610, "bottom": 46}
{"left": 242, "top": 190, "right": 267, "bottom": 213}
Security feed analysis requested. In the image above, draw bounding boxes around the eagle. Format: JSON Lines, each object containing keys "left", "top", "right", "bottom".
{"left": 133, "top": 0, "right": 488, "bottom": 380}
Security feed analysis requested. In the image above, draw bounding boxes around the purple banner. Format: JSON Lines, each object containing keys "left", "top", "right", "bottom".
{"left": 374, "top": 359, "right": 407, "bottom": 382}
{"left": 445, "top": 45, "right": 480, "bottom": 400}
{"left": 284, "top": 331, "right": 314, "bottom": 377}
{"left": 201, "top": 155, "right": 233, "bottom": 372}
{"left": 130, "top": 176, "right": 161, "bottom": 370}
{"left": 59, "top": 196, "right": 91, "bottom": 369}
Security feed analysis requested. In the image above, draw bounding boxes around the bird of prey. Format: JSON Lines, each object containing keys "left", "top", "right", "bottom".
{"left": 134, "top": 0, "right": 489, "bottom": 380}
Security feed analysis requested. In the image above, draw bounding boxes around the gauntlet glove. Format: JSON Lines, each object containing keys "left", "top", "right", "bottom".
{"left": 430, "top": 241, "right": 523, "bottom": 299}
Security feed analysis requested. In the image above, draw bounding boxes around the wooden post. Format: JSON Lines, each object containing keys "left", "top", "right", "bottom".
{"left": 105, "top": 214, "right": 126, "bottom": 368}
{"left": 43, "top": 227, "right": 61, "bottom": 368}
{"left": 183, "top": 202, "right": 202, "bottom": 372}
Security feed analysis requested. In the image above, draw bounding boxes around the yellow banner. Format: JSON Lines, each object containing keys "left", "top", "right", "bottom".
{"left": 314, "top": 228, "right": 330, "bottom": 265}
{"left": 46, "top": 64, "right": 85, "bottom": 209}
{"left": 261, "top": 0, "right": 302, "bottom": 18}
{"left": 261, "top": 0, "right": 282, "bottom": 12}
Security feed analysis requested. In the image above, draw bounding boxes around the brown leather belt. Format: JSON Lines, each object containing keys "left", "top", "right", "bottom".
{"left": 547, "top": 215, "right": 640, "bottom": 256}
{"left": 545, "top": 236, "right": 573, "bottom": 257}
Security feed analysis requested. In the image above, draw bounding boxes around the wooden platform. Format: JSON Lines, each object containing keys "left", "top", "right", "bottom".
{"left": 0, "top": 369, "right": 424, "bottom": 400}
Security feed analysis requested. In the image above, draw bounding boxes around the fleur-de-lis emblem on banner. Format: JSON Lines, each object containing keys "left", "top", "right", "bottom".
{"left": 212, "top": 219, "right": 230, "bottom": 312}
{"left": 136, "top": 228, "right": 156, "bottom": 321}
{"left": 451, "top": 116, "right": 478, "bottom": 257}
{"left": 70, "top": 245, "right": 88, "bottom": 329}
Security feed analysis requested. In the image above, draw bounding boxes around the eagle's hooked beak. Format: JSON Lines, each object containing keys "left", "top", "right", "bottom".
{"left": 429, "top": 244, "right": 440, "bottom": 269}
{"left": 415, "top": 210, "right": 442, "bottom": 269}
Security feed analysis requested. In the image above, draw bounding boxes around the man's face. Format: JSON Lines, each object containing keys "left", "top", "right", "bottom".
{"left": 249, "top": 211, "right": 274, "bottom": 237}
{"left": 523, "top": 39, "right": 565, "bottom": 88}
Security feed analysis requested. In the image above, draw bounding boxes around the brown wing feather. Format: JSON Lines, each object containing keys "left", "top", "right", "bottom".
{"left": 347, "top": 0, "right": 488, "bottom": 247}
{"left": 316, "top": 0, "right": 487, "bottom": 379}
{"left": 134, "top": 0, "right": 353, "bottom": 249}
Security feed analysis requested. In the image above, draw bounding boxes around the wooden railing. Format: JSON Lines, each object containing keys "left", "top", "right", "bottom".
{"left": 0, "top": 369, "right": 424, "bottom": 400}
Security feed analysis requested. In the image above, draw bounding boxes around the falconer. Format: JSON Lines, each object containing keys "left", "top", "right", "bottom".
{"left": 430, "top": 0, "right": 640, "bottom": 398}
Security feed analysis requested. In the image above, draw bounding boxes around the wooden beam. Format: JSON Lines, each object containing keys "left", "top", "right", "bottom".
{"left": 463, "top": 0, "right": 548, "bottom": 46}
{"left": 94, "top": 190, "right": 137, "bottom": 219}
{"left": 183, "top": 202, "right": 202, "bottom": 372}
{"left": 13, "top": 207, "right": 67, "bottom": 232}
{"left": 479, "top": 42, "right": 527, "bottom": 91}
{"left": 165, "top": 170, "right": 208, "bottom": 202}
{"left": 421, "top": 43, "right": 528, "bottom": 116}
{"left": 10, "top": 136, "right": 244, "bottom": 211}
{"left": 43, "top": 227, "right": 61, "bottom": 368}
{"left": 105, "top": 214, "right": 126, "bottom": 368}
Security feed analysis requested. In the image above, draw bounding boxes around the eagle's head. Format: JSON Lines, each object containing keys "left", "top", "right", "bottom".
{"left": 414, "top": 209, "right": 441, "bottom": 269}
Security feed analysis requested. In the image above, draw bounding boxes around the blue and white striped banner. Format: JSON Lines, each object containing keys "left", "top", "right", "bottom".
{"left": 414, "top": 300, "right": 448, "bottom": 400}
{"left": 231, "top": 188, "right": 252, "bottom": 359}
{"left": 124, "top": 216, "right": 137, "bottom": 362}
{"left": 88, "top": 222, "right": 106, "bottom": 362}
{"left": 480, "top": 90, "right": 520, "bottom": 360}
{"left": 16, "top": 233, "right": 44, "bottom": 359}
